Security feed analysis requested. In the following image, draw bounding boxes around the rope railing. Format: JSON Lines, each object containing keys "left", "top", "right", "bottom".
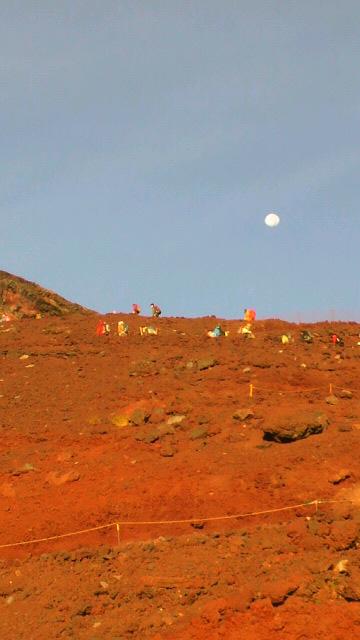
{"left": 248, "top": 382, "right": 348, "bottom": 398}
{"left": 0, "top": 498, "right": 353, "bottom": 550}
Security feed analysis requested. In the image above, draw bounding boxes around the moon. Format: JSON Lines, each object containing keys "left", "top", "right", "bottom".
{"left": 264, "top": 212, "right": 280, "bottom": 227}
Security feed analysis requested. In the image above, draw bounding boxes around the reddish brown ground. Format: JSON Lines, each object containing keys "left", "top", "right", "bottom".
{"left": 0, "top": 314, "right": 360, "bottom": 639}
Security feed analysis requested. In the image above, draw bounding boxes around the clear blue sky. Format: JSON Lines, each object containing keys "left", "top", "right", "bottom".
{"left": 1, "top": 1, "right": 359, "bottom": 320}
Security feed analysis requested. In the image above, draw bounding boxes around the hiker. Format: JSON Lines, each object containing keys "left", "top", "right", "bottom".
{"left": 300, "top": 330, "right": 313, "bottom": 344}
{"left": 117, "top": 321, "right": 129, "bottom": 336}
{"left": 140, "top": 325, "right": 158, "bottom": 336}
{"left": 207, "top": 324, "right": 228, "bottom": 338}
{"left": 150, "top": 303, "right": 161, "bottom": 318}
{"left": 96, "top": 320, "right": 106, "bottom": 336}
{"left": 132, "top": 303, "right": 141, "bottom": 315}
{"left": 244, "top": 308, "right": 256, "bottom": 322}
{"left": 239, "top": 323, "right": 255, "bottom": 338}
{"left": 331, "top": 333, "right": 344, "bottom": 347}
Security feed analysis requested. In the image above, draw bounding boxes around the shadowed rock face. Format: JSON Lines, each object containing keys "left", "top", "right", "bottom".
{"left": 263, "top": 411, "right": 329, "bottom": 443}
{"left": 0, "top": 271, "right": 92, "bottom": 318}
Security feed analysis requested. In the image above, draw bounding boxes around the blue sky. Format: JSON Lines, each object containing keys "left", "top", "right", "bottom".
{"left": 1, "top": 1, "right": 360, "bottom": 320}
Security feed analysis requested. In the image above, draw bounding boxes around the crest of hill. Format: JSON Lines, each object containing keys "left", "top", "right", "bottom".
{"left": 0, "top": 271, "right": 93, "bottom": 318}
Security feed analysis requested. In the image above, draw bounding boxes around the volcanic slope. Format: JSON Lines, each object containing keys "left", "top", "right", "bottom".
{"left": 0, "top": 270, "right": 92, "bottom": 319}
{"left": 0, "top": 313, "right": 360, "bottom": 639}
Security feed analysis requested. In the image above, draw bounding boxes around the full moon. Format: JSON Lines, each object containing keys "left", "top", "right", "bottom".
{"left": 264, "top": 212, "right": 280, "bottom": 227}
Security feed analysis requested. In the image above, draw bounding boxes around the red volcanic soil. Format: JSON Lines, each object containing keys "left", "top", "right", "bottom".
{"left": 0, "top": 313, "right": 360, "bottom": 639}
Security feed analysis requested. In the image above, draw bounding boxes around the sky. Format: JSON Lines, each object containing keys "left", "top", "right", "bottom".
{"left": 1, "top": 1, "right": 360, "bottom": 320}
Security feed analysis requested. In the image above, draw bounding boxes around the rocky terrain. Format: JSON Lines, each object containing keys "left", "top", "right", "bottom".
{"left": 0, "top": 271, "right": 91, "bottom": 319}
{"left": 0, "top": 308, "right": 360, "bottom": 638}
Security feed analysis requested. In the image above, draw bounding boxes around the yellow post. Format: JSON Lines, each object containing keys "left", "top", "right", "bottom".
{"left": 329, "top": 383, "right": 333, "bottom": 394}
{"left": 116, "top": 523, "right": 120, "bottom": 546}
{"left": 249, "top": 383, "right": 253, "bottom": 398}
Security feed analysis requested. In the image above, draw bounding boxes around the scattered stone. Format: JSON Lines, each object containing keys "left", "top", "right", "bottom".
{"left": 159, "top": 446, "right": 176, "bottom": 457}
{"left": 338, "top": 579, "right": 360, "bottom": 601}
{"left": 76, "top": 604, "right": 92, "bottom": 617}
{"left": 167, "top": 414, "right": 186, "bottom": 426}
{"left": 263, "top": 411, "right": 329, "bottom": 443}
{"left": 325, "top": 395, "right": 338, "bottom": 405}
{"left": 156, "top": 423, "right": 176, "bottom": 437}
{"left": 242, "top": 367, "right": 251, "bottom": 373}
{"left": 186, "top": 361, "right": 195, "bottom": 369}
{"left": 134, "top": 429, "right": 159, "bottom": 444}
{"left": 329, "top": 469, "right": 351, "bottom": 485}
{"left": 198, "top": 415, "right": 210, "bottom": 425}
{"left": 110, "top": 414, "right": 129, "bottom": 428}
{"left": 130, "top": 408, "right": 151, "bottom": 426}
{"left": 197, "top": 358, "right": 219, "bottom": 371}
{"left": 19, "top": 354, "right": 29, "bottom": 360}
{"left": 191, "top": 522, "right": 204, "bottom": 529}
{"left": 333, "top": 559, "right": 349, "bottom": 575}
{"left": 149, "top": 407, "right": 166, "bottom": 424}
{"left": 338, "top": 425, "right": 352, "bottom": 432}
{"left": 11, "top": 462, "right": 36, "bottom": 476}
{"left": 46, "top": 470, "right": 81, "bottom": 486}
{"left": 252, "top": 358, "right": 272, "bottom": 369}
{"left": 233, "top": 408, "right": 254, "bottom": 421}
{"left": 338, "top": 389, "right": 353, "bottom": 399}
{"left": 190, "top": 426, "right": 209, "bottom": 440}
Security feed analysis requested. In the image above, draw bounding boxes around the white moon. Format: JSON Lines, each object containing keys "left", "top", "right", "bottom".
{"left": 264, "top": 212, "right": 280, "bottom": 227}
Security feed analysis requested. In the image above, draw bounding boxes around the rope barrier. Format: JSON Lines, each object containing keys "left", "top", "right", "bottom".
{"left": 247, "top": 382, "right": 347, "bottom": 397}
{"left": 0, "top": 498, "right": 353, "bottom": 550}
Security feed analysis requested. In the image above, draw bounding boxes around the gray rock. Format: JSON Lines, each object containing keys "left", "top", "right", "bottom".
{"left": 149, "top": 407, "right": 165, "bottom": 423}
{"left": 134, "top": 429, "right": 159, "bottom": 444}
{"left": 233, "top": 409, "right": 254, "bottom": 421}
{"left": 159, "top": 446, "right": 176, "bottom": 457}
{"left": 167, "top": 414, "right": 186, "bottom": 426}
{"left": 263, "top": 411, "right": 329, "bottom": 443}
{"left": 197, "top": 358, "right": 219, "bottom": 371}
{"left": 130, "top": 408, "right": 151, "bottom": 426}
{"left": 190, "top": 426, "right": 209, "bottom": 440}
{"left": 338, "top": 389, "right": 353, "bottom": 399}
{"left": 156, "top": 423, "right": 176, "bottom": 437}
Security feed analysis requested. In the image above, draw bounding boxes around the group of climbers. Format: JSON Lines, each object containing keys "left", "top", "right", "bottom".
{"left": 96, "top": 302, "right": 162, "bottom": 337}
{"left": 131, "top": 303, "right": 162, "bottom": 318}
{"left": 207, "top": 309, "right": 256, "bottom": 339}
{"left": 96, "top": 303, "right": 348, "bottom": 346}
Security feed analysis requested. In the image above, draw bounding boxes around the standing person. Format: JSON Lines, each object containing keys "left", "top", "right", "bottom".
{"left": 132, "top": 303, "right": 141, "bottom": 315}
{"left": 96, "top": 319, "right": 106, "bottom": 336}
{"left": 244, "top": 308, "right": 256, "bottom": 322}
{"left": 150, "top": 303, "right": 161, "bottom": 318}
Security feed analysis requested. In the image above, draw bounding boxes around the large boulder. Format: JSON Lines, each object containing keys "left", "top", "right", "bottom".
{"left": 263, "top": 411, "right": 329, "bottom": 443}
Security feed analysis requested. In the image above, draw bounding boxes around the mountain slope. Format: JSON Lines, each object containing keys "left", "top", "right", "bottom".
{"left": 0, "top": 270, "right": 92, "bottom": 318}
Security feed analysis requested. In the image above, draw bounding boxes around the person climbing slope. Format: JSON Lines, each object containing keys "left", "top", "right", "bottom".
{"left": 96, "top": 320, "right": 106, "bottom": 336}
{"left": 132, "top": 304, "right": 141, "bottom": 315}
{"left": 244, "top": 308, "right": 256, "bottom": 322}
{"left": 150, "top": 303, "right": 161, "bottom": 318}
